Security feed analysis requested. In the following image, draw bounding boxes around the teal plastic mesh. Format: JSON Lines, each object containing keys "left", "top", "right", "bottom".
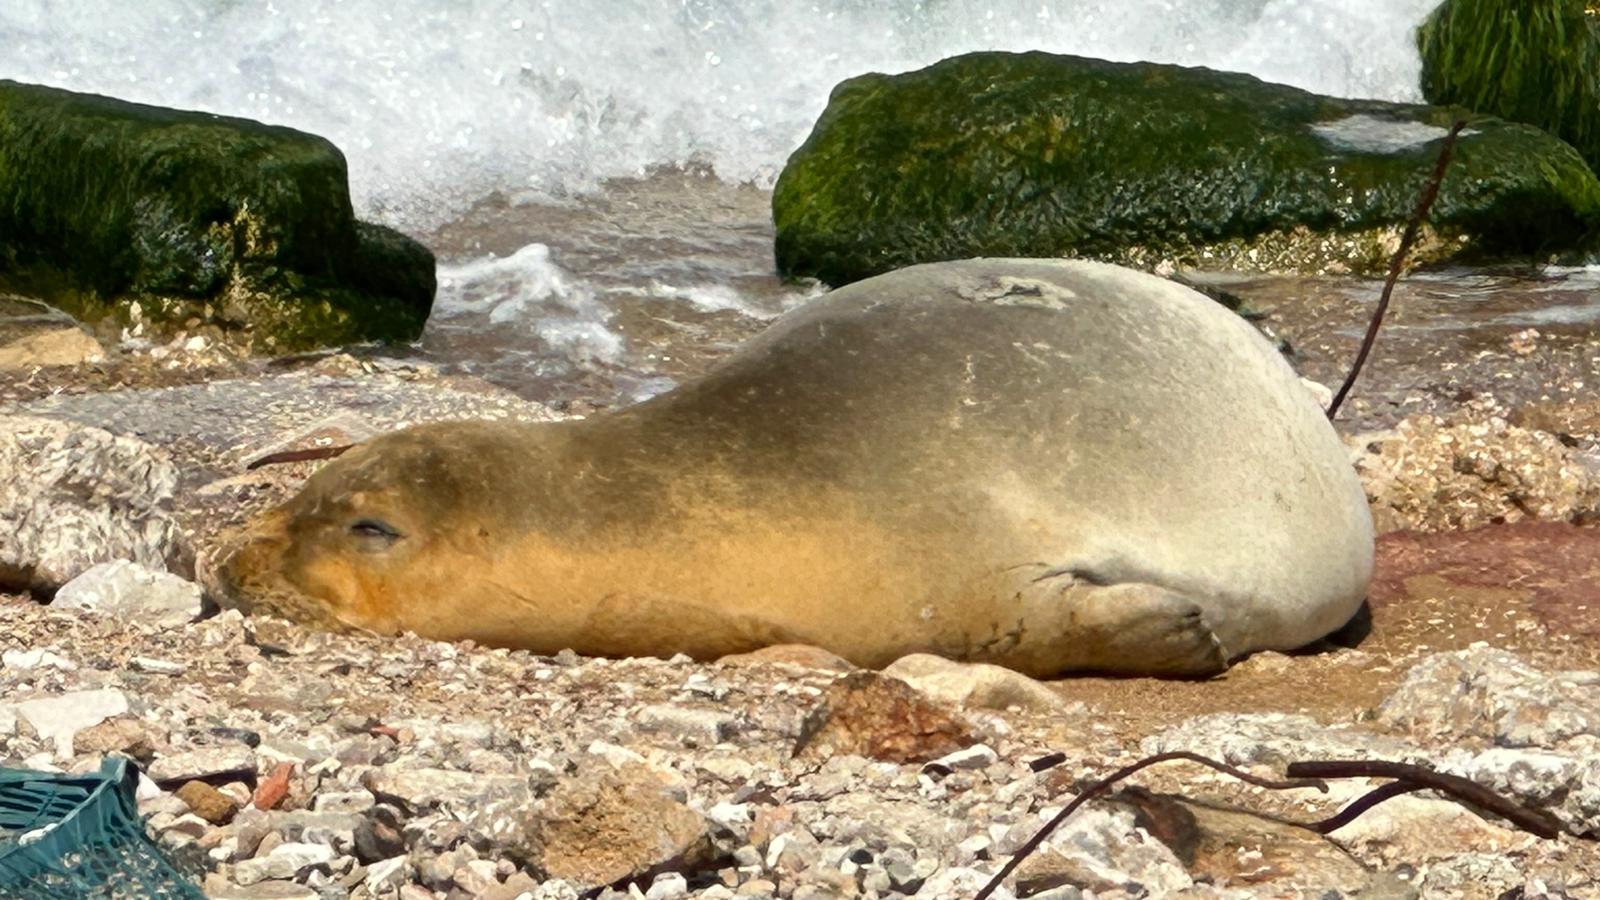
{"left": 0, "top": 757, "right": 205, "bottom": 899}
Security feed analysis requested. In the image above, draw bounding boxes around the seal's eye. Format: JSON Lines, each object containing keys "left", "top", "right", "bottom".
{"left": 349, "top": 518, "right": 403, "bottom": 544}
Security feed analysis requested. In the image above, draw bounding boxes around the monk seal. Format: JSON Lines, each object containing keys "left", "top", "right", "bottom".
{"left": 218, "top": 258, "right": 1374, "bottom": 677}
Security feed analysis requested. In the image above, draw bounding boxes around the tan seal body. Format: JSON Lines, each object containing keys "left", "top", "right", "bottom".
{"left": 220, "top": 259, "right": 1374, "bottom": 677}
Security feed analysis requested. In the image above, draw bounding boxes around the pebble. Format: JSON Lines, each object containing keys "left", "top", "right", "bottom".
{"left": 176, "top": 779, "right": 239, "bottom": 824}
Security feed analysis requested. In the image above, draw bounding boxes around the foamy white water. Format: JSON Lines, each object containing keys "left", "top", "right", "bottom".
{"left": 3, "top": 0, "right": 1438, "bottom": 231}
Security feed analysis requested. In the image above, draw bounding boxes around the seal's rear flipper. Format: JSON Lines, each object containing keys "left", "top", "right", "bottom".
{"left": 1014, "top": 572, "right": 1230, "bottom": 678}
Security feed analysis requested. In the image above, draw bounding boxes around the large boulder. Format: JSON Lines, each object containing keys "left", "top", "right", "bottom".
{"left": 1418, "top": 0, "right": 1600, "bottom": 175}
{"left": 0, "top": 415, "right": 186, "bottom": 591}
{"left": 0, "top": 80, "right": 434, "bottom": 352}
{"left": 773, "top": 51, "right": 1600, "bottom": 285}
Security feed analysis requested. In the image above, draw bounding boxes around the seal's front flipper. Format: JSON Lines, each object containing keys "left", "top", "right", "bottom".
{"left": 1010, "top": 571, "right": 1230, "bottom": 677}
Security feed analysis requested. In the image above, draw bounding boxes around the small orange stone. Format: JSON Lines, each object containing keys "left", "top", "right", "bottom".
{"left": 252, "top": 762, "right": 295, "bottom": 810}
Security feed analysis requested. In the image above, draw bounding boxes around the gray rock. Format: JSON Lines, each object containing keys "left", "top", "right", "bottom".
{"left": 1571, "top": 762, "right": 1600, "bottom": 837}
{"left": 1328, "top": 789, "right": 1527, "bottom": 861}
{"left": 1466, "top": 748, "right": 1585, "bottom": 805}
{"left": 233, "top": 841, "right": 337, "bottom": 886}
{"left": 418, "top": 845, "right": 476, "bottom": 891}
{"left": 0, "top": 415, "right": 184, "bottom": 590}
{"left": 312, "top": 789, "right": 376, "bottom": 814}
{"left": 1377, "top": 646, "right": 1600, "bottom": 748}
{"left": 635, "top": 704, "right": 740, "bottom": 745}
{"left": 365, "top": 767, "right": 535, "bottom": 855}
{"left": 363, "top": 767, "right": 530, "bottom": 810}
{"left": 270, "top": 810, "right": 363, "bottom": 852}
{"left": 52, "top": 560, "right": 203, "bottom": 628}
{"left": 1141, "top": 712, "right": 1423, "bottom": 766}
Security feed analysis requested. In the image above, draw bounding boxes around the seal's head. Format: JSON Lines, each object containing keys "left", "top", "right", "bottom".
{"left": 218, "top": 421, "right": 526, "bottom": 638}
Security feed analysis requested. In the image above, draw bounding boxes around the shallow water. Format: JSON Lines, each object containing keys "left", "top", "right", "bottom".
{"left": 418, "top": 171, "right": 811, "bottom": 405}
{"left": 5, "top": 0, "right": 1596, "bottom": 418}
{"left": 406, "top": 170, "right": 1600, "bottom": 432}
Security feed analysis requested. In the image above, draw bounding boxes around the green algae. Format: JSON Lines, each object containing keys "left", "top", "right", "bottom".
{"left": 1419, "top": 0, "right": 1600, "bottom": 176}
{"left": 773, "top": 52, "right": 1600, "bottom": 286}
{"left": 0, "top": 80, "right": 433, "bottom": 351}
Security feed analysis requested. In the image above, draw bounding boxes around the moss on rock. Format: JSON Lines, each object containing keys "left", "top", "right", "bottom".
{"left": 773, "top": 52, "right": 1600, "bottom": 285}
{"left": 0, "top": 80, "right": 433, "bottom": 351}
{"left": 1419, "top": 0, "right": 1600, "bottom": 175}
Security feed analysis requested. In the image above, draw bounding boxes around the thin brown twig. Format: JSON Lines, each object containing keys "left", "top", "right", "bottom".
{"left": 1326, "top": 118, "right": 1468, "bottom": 420}
{"left": 1300, "top": 779, "right": 1422, "bottom": 833}
{"left": 245, "top": 444, "right": 356, "bottom": 470}
{"left": 1286, "top": 759, "right": 1563, "bottom": 839}
{"left": 975, "top": 751, "right": 1562, "bottom": 899}
{"left": 972, "top": 751, "right": 1327, "bottom": 900}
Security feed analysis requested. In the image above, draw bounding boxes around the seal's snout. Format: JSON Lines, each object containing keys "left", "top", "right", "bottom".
{"left": 211, "top": 506, "right": 347, "bottom": 629}
{"left": 213, "top": 515, "right": 291, "bottom": 616}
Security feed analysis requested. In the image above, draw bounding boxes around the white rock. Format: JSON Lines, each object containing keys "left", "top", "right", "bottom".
{"left": 13, "top": 688, "right": 129, "bottom": 758}
{"left": 0, "top": 648, "right": 77, "bottom": 671}
{"left": 147, "top": 746, "right": 257, "bottom": 783}
{"left": 162, "top": 814, "right": 211, "bottom": 840}
{"left": 365, "top": 855, "right": 409, "bottom": 893}
{"left": 131, "top": 656, "right": 188, "bottom": 675}
{"left": 208, "top": 882, "right": 319, "bottom": 899}
{"left": 52, "top": 560, "right": 203, "bottom": 627}
{"left": 883, "top": 654, "right": 1070, "bottom": 714}
{"left": 313, "top": 790, "right": 375, "bottom": 814}
{"left": 1328, "top": 790, "right": 1529, "bottom": 861}
{"left": 0, "top": 416, "right": 183, "bottom": 589}
{"left": 455, "top": 858, "right": 501, "bottom": 893}
{"left": 930, "top": 744, "right": 998, "bottom": 771}
{"left": 1467, "top": 748, "right": 1583, "bottom": 805}
{"left": 232, "top": 842, "right": 336, "bottom": 886}
{"left": 645, "top": 872, "right": 688, "bottom": 899}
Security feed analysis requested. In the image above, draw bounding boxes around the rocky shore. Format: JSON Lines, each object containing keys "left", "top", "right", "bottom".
{"left": 3, "top": 265, "right": 1600, "bottom": 900}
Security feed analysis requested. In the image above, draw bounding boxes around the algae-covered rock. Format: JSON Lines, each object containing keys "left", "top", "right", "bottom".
{"left": 773, "top": 52, "right": 1600, "bottom": 285}
{"left": 0, "top": 80, "right": 434, "bottom": 351}
{"left": 1419, "top": 0, "right": 1600, "bottom": 175}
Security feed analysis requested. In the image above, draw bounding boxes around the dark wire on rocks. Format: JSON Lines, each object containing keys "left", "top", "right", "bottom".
{"left": 974, "top": 750, "right": 1561, "bottom": 900}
